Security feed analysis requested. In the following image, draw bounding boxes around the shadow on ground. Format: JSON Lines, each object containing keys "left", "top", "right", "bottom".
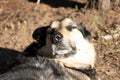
{"left": 28, "top": 0, "right": 86, "bottom": 9}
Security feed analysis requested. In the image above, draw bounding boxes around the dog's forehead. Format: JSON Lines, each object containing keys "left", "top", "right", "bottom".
{"left": 61, "top": 18, "right": 77, "bottom": 28}
{"left": 51, "top": 21, "right": 60, "bottom": 29}
{"left": 51, "top": 18, "right": 78, "bottom": 30}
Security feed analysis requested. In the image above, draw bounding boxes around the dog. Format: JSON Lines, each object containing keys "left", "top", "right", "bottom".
{"left": 24, "top": 18, "right": 98, "bottom": 80}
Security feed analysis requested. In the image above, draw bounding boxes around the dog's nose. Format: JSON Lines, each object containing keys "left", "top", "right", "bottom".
{"left": 53, "top": 32, "right": 63, "bottom": 43}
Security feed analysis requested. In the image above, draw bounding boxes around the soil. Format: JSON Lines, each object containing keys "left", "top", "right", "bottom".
{"left": 0, "top": 0, "right": 120, "bottom": 80}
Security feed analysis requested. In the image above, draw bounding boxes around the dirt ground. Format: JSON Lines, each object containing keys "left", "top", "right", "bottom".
{"left": 0, "top": 0, "right": 120, "bottom": 80}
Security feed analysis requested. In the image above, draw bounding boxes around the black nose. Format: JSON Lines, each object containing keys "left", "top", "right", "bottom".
{"left": 52, "top": 32, "right": 63, "bottom": 43}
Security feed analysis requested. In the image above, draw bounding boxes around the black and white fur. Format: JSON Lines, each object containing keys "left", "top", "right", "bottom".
{"left": 24, "top": 18, "right": 98, "bottom": 80}
{"left": 25, "top": 18, "right": 95, "bottom": 68}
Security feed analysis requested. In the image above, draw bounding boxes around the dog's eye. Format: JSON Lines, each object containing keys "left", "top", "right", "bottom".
{"left": 66, "top": 26, "right": 77, "bottom": 31}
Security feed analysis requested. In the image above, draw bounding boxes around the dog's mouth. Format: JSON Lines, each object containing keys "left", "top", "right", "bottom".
{"left": 52, "top": 45, "right": 70, "bottom": 54}
{"left": 52, "top": 44, "right": 76, "bottom": 58}
{"left": 55, "top": 48, "right": 71, "bottom": 55}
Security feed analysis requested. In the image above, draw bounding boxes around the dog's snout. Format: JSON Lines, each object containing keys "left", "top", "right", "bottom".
{"left": 53, "top": 32, "right": 63, "bottom": 43}
{"left": 55, "top": 33, "right": 62, "bottom": 41}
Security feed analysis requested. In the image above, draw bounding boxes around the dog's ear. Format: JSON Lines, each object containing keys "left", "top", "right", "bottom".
{"left": 78, "top": 24, "right": 91, "bottom": 39}
{"left": 32, "top": 26, "right": 49, "bottom": 46}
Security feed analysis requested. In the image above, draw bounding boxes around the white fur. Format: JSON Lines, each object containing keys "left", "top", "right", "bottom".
{"left": 70, "top": 29, "right": 96, "bottom": 68}
{"left": 51, "top": 21, "right": 60, "bottom": 29}
{"left": 50, "top": 18, "right": 96, "bottom": 68}
{"left": 61, "top": 18, "right": 78, "bottom": 28}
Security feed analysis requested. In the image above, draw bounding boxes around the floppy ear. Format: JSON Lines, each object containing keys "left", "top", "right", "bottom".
{"left": 78, "top": 24, "right": 91, "bottom": 39}
{"left": 32, "top": 26, "right": 49, "bottom": 46}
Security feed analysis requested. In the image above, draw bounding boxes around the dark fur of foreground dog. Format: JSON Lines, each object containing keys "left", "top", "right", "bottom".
{"left": 0, "top": 56, "right": 93, "bottom": 80}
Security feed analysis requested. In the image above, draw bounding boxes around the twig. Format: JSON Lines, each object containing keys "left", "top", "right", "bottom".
{"left": 37, "top": 0, "right": 41, "bottom": 4}
{"left": 0, "top": 12, "right": 15, "bottom": 26}
{"left": 0, "top": 10, "right": 19, "bottom": 30}
{"left": 34, "top": 0, "right": 41, "bottom": 10}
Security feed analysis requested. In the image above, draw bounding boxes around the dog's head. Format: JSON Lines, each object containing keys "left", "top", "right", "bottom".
{"left": 33, "top": 18, "right": 96, "bottom": 69}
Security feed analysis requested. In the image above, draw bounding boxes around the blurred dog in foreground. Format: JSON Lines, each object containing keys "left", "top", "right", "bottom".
{"left": 0, "top": 18, "right": 99, "bottom": 80}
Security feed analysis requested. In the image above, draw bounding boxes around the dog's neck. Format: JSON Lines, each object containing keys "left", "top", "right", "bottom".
{"left": 52, "top": 39, "right": 96, "bottom": 69}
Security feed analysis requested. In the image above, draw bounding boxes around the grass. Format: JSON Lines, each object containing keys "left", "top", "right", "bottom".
{"left": 90, "top": 15, "right": 101, "bottom": 27}
{"left": 75, "top": 5, "right": 79, "bottom": 11}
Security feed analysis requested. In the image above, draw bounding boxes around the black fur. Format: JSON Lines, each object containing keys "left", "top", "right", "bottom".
{"left": 78, "top": 24, "right": 91, "bottom": 39}
{"left": 0, "top": 56, "right": 91, "bottom": 80}
{"left": 24, "top": 26, "right": 49, "bottom": 57}
{"left": 24, "top": 42, "right": 40, "bottom": 57}
{"left": 79, "top": 68, "right": 99, "bottom": 80}
{"left": 0, "top": 48, "right": 25, "bottom": 74}
{"left": 32, "top": 26, "right": 49, "bottom": 46}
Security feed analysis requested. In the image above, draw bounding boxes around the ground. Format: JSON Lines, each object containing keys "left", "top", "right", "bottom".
{"left": 0, "top": 0, "right": 120, "bottom": 80}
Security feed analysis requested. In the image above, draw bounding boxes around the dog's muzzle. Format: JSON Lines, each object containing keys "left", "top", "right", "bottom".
{"left": 47, "top": 29, "right": 77, "bottom": 58}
